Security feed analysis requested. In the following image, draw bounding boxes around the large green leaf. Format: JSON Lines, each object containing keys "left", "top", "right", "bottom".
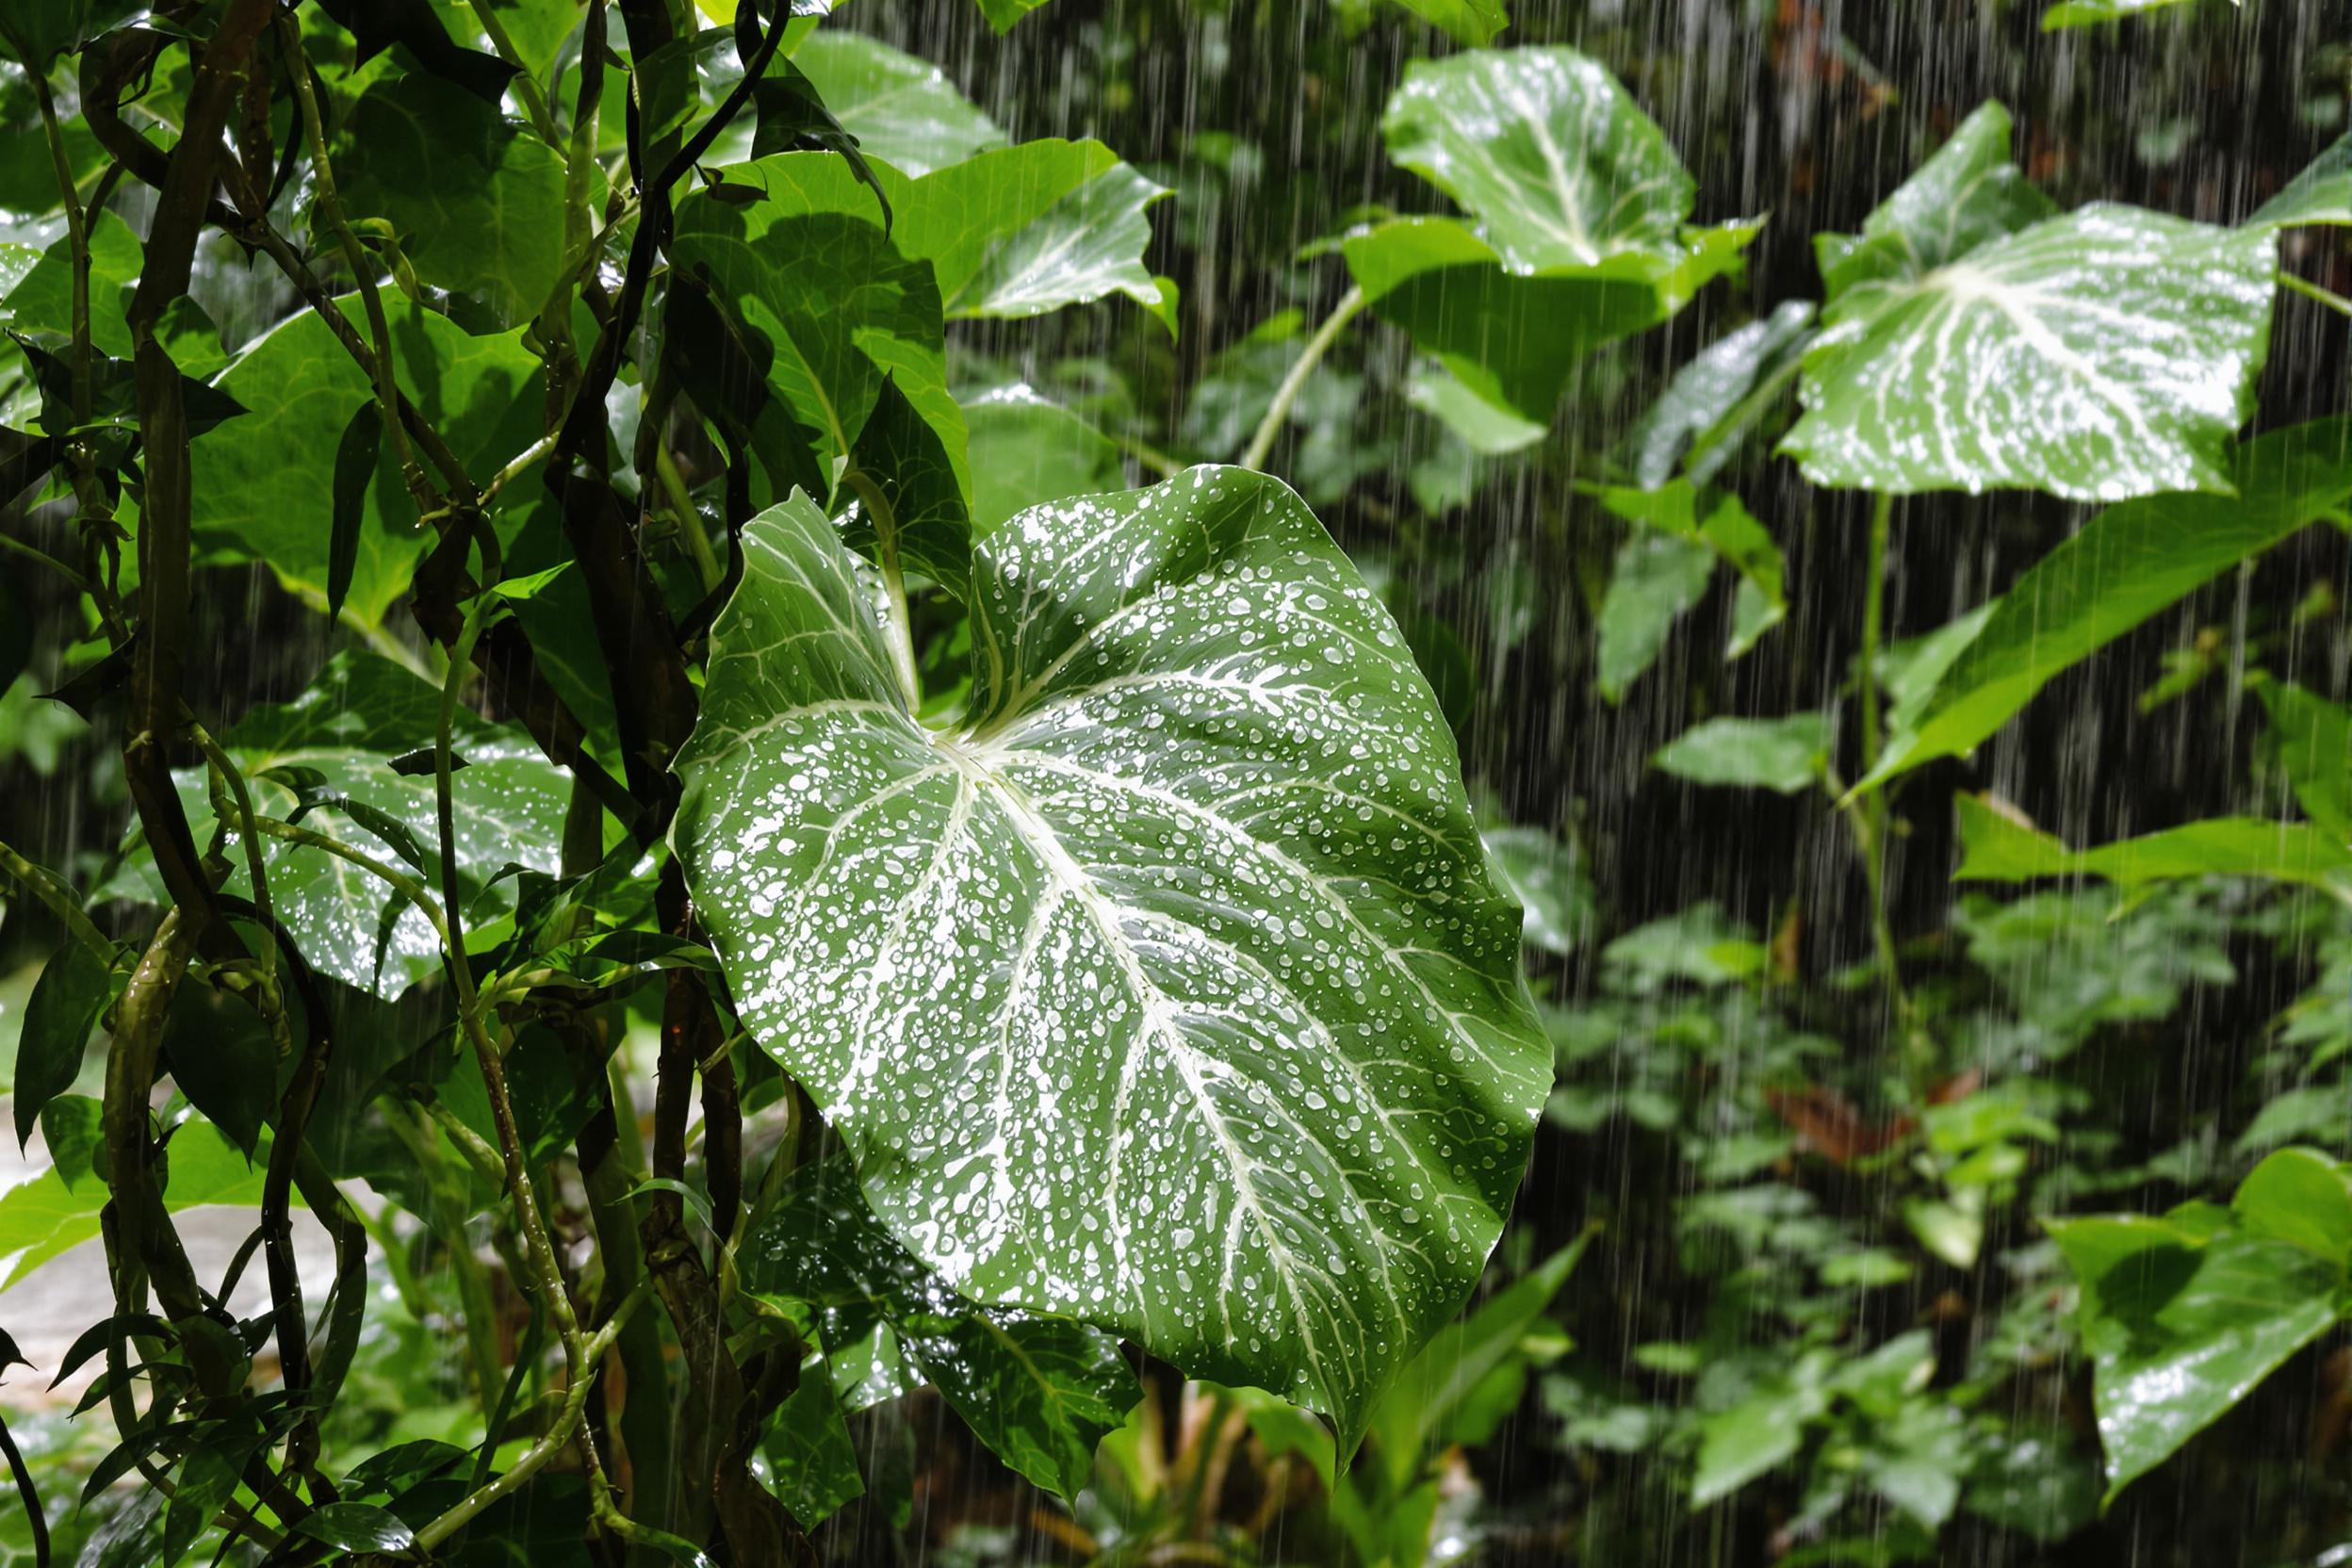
{"left": 745, "top": 1156, "right": 1138, "bottom": 1498}
{"left": 188, "top": 299, "right": 545, "bottom": 627}
{"left": 1857, "top": 418, "right": 2352, "bottom": 789}
{"left": 139, "top": 654, "right": 572, "bottom": 996}
{"left": 670, "top": 153, "right": 964, "bottom": 516}
{"left": 792, "top": 31, "right": 1004, "bottom": 177}
{"left": 1381, "top": 47, "right": 1693, "bottom": 272}
{"left": 679, "top": 469, "right": 1549, "bottom": 1445}
{"left": 335, "top": 73, "right": 571, "bottom": 330}
{"left": 1786, "top": 115, "right": 2275, "bottom": 501}
{"left": 890, "top": 139, "right": 1169, "bottom": 325}
{"left": 2253, "top": 129, "right": 2352, "bottom": 229}
{"left": 0, "top": 0, "right": 143, "bottom": 68}
{"left": 1387, "top": 0, "right": 1509, "bottom": 43}
{"left": 0, "top": 1119, "right": 280, "bottom": 1290}
{"left": 2050, "top": 1205, "right": 2341, "bottom": 1499}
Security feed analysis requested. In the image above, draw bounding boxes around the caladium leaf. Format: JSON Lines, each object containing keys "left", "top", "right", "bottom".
{"left": 792, "top": 31, "right": 1005, "bottom": 176}
{"left": 1345, "top": 47, "right": 1753, "bottom": 429}
{"left": 1785, "top": 103, "right": 2276, "bottom": 502}
{"left": 679, "top": 468, "right": 1549, "bottom": 1446}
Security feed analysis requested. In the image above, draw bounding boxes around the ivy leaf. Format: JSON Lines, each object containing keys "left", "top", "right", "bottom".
{"left": 961, "top": 384, "right": 1124, "bottom": 533}
{"left": 681, "top": 470, "right": 1549, "bottom": 1447}
{"left": 335, "top": 73, "right": 573, "bottom": 330}
{"left": 1859, "top": 417, "right": 2352, "bottom": 790}
{"left": 1785, "top": 104, "right": 2275, "bottom": 501}
{"left": 12, "top": 941, "right": 110, "bottom": 1151}
{"left": 190, "top": 298, "right": 545, "bottom": 628}
{"left": 792, "top": 31, "right": 1005, "bottom": 176}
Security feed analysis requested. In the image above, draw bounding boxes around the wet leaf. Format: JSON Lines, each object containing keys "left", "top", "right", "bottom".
{"left": 2252, "top": 127, "right": 2352, "bottom": 229}
{"left": 2254, "top": 680, "right": 2351, "bottom": 839}
{"left": 1786, "top": 103, "right": 2274, "bottom": 501}
{"left": 681, "top": 468, "right": 1549, "bottom": 1447}
{"left": 758, "top": 1364, "right": 864, "bottom": 1527}
{"left": 1595, "top": 531, "right": 1714, "bottom": 701}
{"left": 961, "top": 384, "right": 1124, "bottom": 532}
{"left": 1630, "top": 301, "right": 1816, "bottom": 489}
{"left": 1860, "top": 417, "right": 2352, "bottom": 789}
{"left": 1953, "top": 792, "right": 2352, "bottom": 896}
{"left": 1481, "top": 825, "right": 1594, "bottom": 957}
{"left": 1691, "top": 1372, "right": 1825, "bottom": 1505}
{"left": 1387, "top": 0, "right": 1510, "bottom": 44}
{"left": 12, "top": 939, "right": 109, "bottom": 1151}
{"left": 293, "top": 1500, "right": 417, "bottom": 1555}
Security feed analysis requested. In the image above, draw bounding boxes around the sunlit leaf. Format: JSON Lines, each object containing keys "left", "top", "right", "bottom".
{"left": 0, "top": 1119, "right": 282, "bottom": 1290}
{"left": 681, "top": 469, "right": 1549, "bottom": 1446}
{"left": 792, "top": 31, "right": 1004, "bottom": 176}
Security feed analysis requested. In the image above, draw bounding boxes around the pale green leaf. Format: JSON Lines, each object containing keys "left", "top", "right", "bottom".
{"left": 0, "top": 1119, "right": 281, "bottom": 1290}
{"left": 2042, "top": 0, "right": 2227, "bottom": 28}
{"left": 1653, "top": 713, "right": 1830, "bottom": 793}
{"left": 792, "top": 31, "right": 1004, "bottom": 176}
{"left": 1595, "top": 531, "right": 1713, "bottom": 701}
{"left": 1860, "top": 417, "right": 2352, "bottom": 790}
{"left": 1481, "top": 825, "right": 1594, "bottom": 957}
{"left": 1691, "top": 1376, "right": 1825, "bottom": 1505}
{"left": 961, "top": 384, "right": 1124, "bottom": 533}
{"left": 681, "top": 469, "right": 1550, "bottom": 1446}
{"left": 1386, "top": 0, "right": 1509, "bottom": 42}
{"left": 2252, "top": 128, "right": 2352, "bottom": 229}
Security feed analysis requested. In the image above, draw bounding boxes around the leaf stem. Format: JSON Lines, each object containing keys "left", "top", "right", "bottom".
{"left": 1240, "top": 285, "right": 1367, "bottom": 474}
{"left": 1851, "top": 490, "right": 1915, "bottom": 1043}
{"left": 656, "top": 443, "right": 725, "bottom": 594}
{"left": 2278, "top": 269, "right": 2352, "bottom": 318}
{"left": 844, "top": 471, "right": 925, "bottom": 709}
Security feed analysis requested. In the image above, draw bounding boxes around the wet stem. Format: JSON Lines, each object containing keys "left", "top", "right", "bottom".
{"left": 1848, "top": 488, "right": 1920, "bottom": 1061}
{"left": 1241, "top": 285, "right": 1369, "bottom": 474}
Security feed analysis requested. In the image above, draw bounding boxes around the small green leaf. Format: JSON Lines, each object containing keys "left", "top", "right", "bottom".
{"left": 12, "top": 940, "right": 108, "bottom": 1151}
{"left": 759, "top": 1364, "right": 864, "bottom": 1527}
{"left": 1385, "top": 0, "right": 1510, "bottom": 43}
{"left": 1653, "top": 713, "right": 1830, "bottom": 794}
{"left": 2230, "top": 1147, "right": 2352, "bottom": 1265}
{"left": 327, "top": 401, "right": 383, "bottom": 627}
{"left": 1481, "top": 826, "right": 1594, "bottom": 957}
{"left": 294, "top": 1500, "right": 418, "bottom": 1555}
{"left": 1691, "top": 1374, "right": 1826, "bottom": 1505}
{"left": 1595, "top": 531, "right": 1714, "bottom": 701}
{"left": 2041, "top": 0, "right": 2221, "bottom": 28}
{"left": 1630, "top": 302, "right": 1816, "bottom": 488}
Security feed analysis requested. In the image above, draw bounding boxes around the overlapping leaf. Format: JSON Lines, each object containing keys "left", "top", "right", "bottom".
{"left": 188, "top": 298, "right": 545, "bottom": 627}
{"left": 1344, "top": 47, "right": 1753, "bottom": 429}
{"left": 678, "top": 469, "right": 1550, "bottom": 1445}
{"left": 792, "top": 30, "right": 1005, "bottom": 176}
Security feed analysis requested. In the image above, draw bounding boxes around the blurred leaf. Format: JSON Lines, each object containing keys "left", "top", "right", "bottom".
{"left": 1691, "top": 1373, "right": 1825, "bottom": 1505}
{"left": 1654, "top": 713, "right": 1830, "bottom": 793}
{"left": 2255, "top": 680, "right": 2351, "bottom": 839}
{"left": 1595, "top": 531, "right": 1713, "bottom": 701}
{"left": 792, "top": 31, "right": 1004, "bottom": 175}
{"left": 1482, "top": 825, "right": 1595, "bottom": 957}
{"left": 1387, "top": 0, "right": 1509, "bottom": 42}
{"left": 2253, "top": 126, "right": 2352, "bottom": 228}
{"left": 1954, "top": 792, "right": 2352, "bottom": 895}
{"left": 1630, "top": 301, "right": 1816, "bottom": 488}
{"left": 2043, "top": 0, "right": 2219, "bottom": 27}
{"left": 0, "top": 1119, "right": 281, "bottom": 1290}
{"left": 960, "top": 384, "right": 1123, "bottom": 532}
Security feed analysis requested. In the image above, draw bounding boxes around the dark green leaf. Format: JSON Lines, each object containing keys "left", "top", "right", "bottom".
{"left": 327, "top": 401, "right": 384, "bottom": 627}
{"left": 13, "top": 940, "right": 108, "bottom": 1151}
{"left": 294, "top": 1500, "right": 418, "bottom": 1555}
{"left": 758, "top": 1362, "right": 864, "bottom": 1527}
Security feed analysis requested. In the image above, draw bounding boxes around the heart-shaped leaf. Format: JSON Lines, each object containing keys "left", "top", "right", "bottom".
{"left": 678, "top": 467, "right": 1549, "bottom": 1445}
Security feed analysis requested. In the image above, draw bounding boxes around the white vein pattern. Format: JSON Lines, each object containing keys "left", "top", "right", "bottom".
{"left": 1380, "top": 46, "right": 1693, "bottom": 274}
{"left": 1785, "top": 204, "right": 2277, "bottom": 501}
{"left": 676, "top": 469, "right": 1550, "bottom": 1441}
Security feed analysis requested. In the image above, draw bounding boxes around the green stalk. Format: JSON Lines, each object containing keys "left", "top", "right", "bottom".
{"left": 1239, "top": 285, "right": 1367, "bottom": 473}
{"left": 1851, "top": 490, "right": 1913, "bottom": 1040}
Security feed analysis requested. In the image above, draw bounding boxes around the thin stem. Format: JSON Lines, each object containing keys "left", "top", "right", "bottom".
{"left": 844, "top": 470, "right": 924, "bottom": 708}
{"left": 656, "top": 442, "right": 725, "bottom": 594}
{"left": 2279, "top": 269, "right": 2352, "bottom": 318}
{"left": 0, "top": 839, "right": 112, "bottom": 959}
{"left": 1851, "top": 491, "right": 1913, "bottom": 1036}
{"left": 184, "top": 719, "right": 277, "bottom": 993}
{"left": 0, "top": 530, "right": 95, "bottom": 592}
{"left": 278, "top": 14, "right": 434, "bottom": 509}
{"left": 437, "top": 613, "right": 489, "bottom": 970}
{"left": 1239, "top": 285, "right": 1367, "bottom": 473}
